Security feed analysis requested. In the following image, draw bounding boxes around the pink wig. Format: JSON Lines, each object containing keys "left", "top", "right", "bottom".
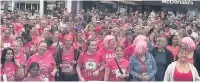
{"left": 133, "top": 35, "right": 147, "bottom": 44}
{"left": 103, "top": 35, "right": 116, "bottom": 47}
{"left": 181, "top": 37, "right": 196, "bottom": 50}
{"left": 134, "top": 41, "right": 148, "bottom": 55}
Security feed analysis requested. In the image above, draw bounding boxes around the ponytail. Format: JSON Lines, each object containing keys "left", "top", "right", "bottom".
{"left": 84, "top": 38, "right": 96, "bottom": 54}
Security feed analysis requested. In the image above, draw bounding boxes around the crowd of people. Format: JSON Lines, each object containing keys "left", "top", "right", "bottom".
{"left": 1, "top": 6, "right": 200, "bottom": 81}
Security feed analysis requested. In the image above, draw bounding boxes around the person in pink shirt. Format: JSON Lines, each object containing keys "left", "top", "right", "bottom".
{"left": 76, "top": 38, "right": 105, "bottom": 81}
{"left": 1, "top": 48, "right": 24, "bottom": 81}
{"left": 73, "top": 30, "right": 86, "bottom": 52}
{"left": 8, "top": 24, "right": 15, "bottom": 35}
{"left": 99, "top": 35, "right": 117, "bottom": 63}
{"left": 122, "top": 29, "right": 134, "bottom": 48}
{"left": 25, "top": 41, "right": 57, "bottom": 81}
{"left": 45, "top": 36, "right": 57, "bottom": 57}
{"left": 12, "top": 42, "right": 28, "bottom": 80}
{"left": 23, "top": 62, "right": 41, "bottom": 81}
{"left": 104, "top": 45, "right": 129, "bottom": 81}
{"left": 166, "top": 35, "right": 180, "bottom": 60}
{"left": 57, "top": 34, "right": 80, "bottom": 81}
{"left": 2, "top": 29, "right": 13, "bottom": 48}
{"left": 30, "top": 26, "right": 39, "bottom": 41}
{"left": 14, "top": 36, "right": 24, "bottom": 48}
{"left": 34, "top": 27, "right": 51, "bottom": 47}
{"left": 52, "top": 30, "right": 63, "bottom": 47}
{"left": 124, "top": 35, "right": 147, "bottom": 61}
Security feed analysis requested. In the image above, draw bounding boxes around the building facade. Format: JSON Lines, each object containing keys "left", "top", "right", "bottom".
{"left": 1, "top": 0, "right": 200, "bottom": 17}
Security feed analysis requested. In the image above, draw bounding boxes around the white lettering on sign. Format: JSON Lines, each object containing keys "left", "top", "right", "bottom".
{"left": 162, "top": 0, "right": 193, "bottom": 5}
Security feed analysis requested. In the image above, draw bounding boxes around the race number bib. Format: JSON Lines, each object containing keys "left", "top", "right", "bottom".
{"left": 63, "top": 65, "right": 73, "bottom": 72}
{"left": 4, "top": 43, "right": 11, "bottom": 48}
{"left": 85, "top": 62, "right": 97, "bottom": 70}
{"left": 115, "top": 69, "right": 126, "bottom": 77}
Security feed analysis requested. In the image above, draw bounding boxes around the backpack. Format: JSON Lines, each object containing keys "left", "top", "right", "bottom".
{"left": 54, "top": 42, "right": 80, "bottom": 81}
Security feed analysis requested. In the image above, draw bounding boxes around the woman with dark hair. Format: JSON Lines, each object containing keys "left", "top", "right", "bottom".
{"left": 104, "top": 45, "right": 129, "bottom": 81}
{"left": 50, "top": 25, "right": 59, "bottom": 34}
{"left": 76, "top": 38, "right": 105, "bottom": 81}
{"left": 73, "top": 30, "right": 86, "bottom": 52}
{"left": 52, "top": 30, "right": 63, "bottom": 47}
{"left": 167, "top": 35, "right": 180, "bottom": 60}
{"left": 122, "top": 29, "right": 134, "bottom": 48}
{"left": 8, "top": 24, "right": 15, "bottom": 35}
{"left": 23, "top": 62, "right": 41, "bottom": 81}
{"left": 1, "top": 48, "right": 24, "bottom": 81}
{"left": 147, "top": 28, "right": 156, "bottom": 49}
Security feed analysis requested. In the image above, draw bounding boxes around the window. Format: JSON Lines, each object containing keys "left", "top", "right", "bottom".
{"left": 32, "top": 4, "right": 38, "bottom": 10}
{"left": 26, "top": 3, "right": 31, "bottom": 10}
{"left": 20, "top": 3, "right": 25, "bottom": 11}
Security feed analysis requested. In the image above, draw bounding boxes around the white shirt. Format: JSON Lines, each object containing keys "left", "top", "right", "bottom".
{"left": 191, "top": 31, "right": 198, "bottom": 39}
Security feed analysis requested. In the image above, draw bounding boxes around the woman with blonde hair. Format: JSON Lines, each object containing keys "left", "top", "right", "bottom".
{"left": 151, "top": 37, "right": 174, "bottom": 81}
{"left": 99, "top": 35, "right": 117, "bottom": 63}
{"left": 104, "top": 45, "right": 129, "bottom": 81}
{"left": 164, "top": 48, "right": 200, "bottom": 81}
{"left": 130, "top": 41, "right": 157, "bottom": 81}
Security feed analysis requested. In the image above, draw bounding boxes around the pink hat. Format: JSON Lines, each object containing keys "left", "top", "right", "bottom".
{"left": 95, "top": 26, "right": 102, "bottom": 33}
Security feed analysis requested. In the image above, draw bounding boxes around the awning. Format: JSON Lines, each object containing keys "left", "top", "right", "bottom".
{"left": 100, "top": 1, "right": 117, "bottom": 4}
{"left": 123, "top": 1, "right": 141, "bottom": 5}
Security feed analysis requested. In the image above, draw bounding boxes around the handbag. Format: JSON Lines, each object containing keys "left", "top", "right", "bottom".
{"left": 114, "top": 58, "right": 131, "bottom": 81}
{"left": 54, "top": 39, "right": 63, "bottom": 81}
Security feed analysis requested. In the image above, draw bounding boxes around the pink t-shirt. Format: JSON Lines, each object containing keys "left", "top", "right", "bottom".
{"left": 1, "top": 62, "right": 17, "bottom": 81}
{"left": 34, "top": 36, "right": 45, "bottom": 47}
{"left": 99, "top": 48, "right": 116, "bottom": 63}
{"left": 97, "top": 40, "right": 103, "bottom": 51}
{"left": 14, "top": 50, "right": 26, "bottom": 65}
{"left": 166, "top": 45, "right": 180, "bottom": 59}
{"left": 15, "top": 23, "right": 23, "bottom": 33}
{"left": 25, "top": 53, "right": 56, "bottom": 81}
{"left": 46, "top": 46, "right": 57, "bottom": 57}
{"left": 61, "top": 48, "right": 76, "bottom": 74}
{"left": 23, "top": 41, "right": 34, "bottom": 52}
{"left": 124, "top": 45, "right": 136, "bottom": 61}
{"left": 77, "top": 52, "right": 104, "bottom": 81}
{"left": 73, "top": 42, "right": 86, "bottom": 51}
{"left": 2, "top": 36, "right": 13, "bottom": 48}
{"left": 106, "top": 58, "right": 129, "bottom": 81}
{"left": 23, "top": 75, "right": 42, "bottom": 81}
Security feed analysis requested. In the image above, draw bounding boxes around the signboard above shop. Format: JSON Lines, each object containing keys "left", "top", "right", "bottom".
{"left": 162, "top": 0, "right": 193, "bottom": 5}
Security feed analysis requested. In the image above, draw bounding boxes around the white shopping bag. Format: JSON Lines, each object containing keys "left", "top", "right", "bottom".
{"left": 43, "top": 78, "right": 49, "bottom": 82}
